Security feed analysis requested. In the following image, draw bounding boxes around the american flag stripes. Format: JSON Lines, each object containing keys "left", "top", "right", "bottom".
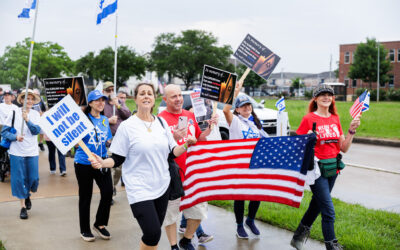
{"left": 180, "top": 134, "right": 316, "bottom": 210}
{"left": 350, "top": 90, "right": 370, "bottom": 118}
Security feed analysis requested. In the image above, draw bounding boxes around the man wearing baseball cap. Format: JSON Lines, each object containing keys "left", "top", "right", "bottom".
{"left": 102, "top": 82, "right": 131, "bottom": 203}
{"left": 0, "top": 90, "right": 18, "bottom": 126}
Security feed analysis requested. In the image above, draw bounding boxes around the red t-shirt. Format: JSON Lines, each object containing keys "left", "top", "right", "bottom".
{"left": 296, "top": 112, "right": 343, "bottom": 160}
{"left": 158, "top": 110, "right": 202, "bottom": 180}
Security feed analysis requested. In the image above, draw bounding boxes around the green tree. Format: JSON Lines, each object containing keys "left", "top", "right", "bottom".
{"left": 75, "top": 46, "right": 146, "bottom": 87}
{"left": 151, "top": 30, "right": 234, "bottom": 90}
{"left": 235, "top": 64, "right": 266, "bottom": 91}
{"left": 348, "top": 38, "right": 392, "bottom": 89}
{"left": 0, "top": 38, "right": 74, "bottom": 89}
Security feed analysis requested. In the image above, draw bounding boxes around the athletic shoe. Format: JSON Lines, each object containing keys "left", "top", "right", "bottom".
{"left": 38, "top": 143, "right": 45, "bottom": 152}
{"left": 178, "top": 240, "right": 195, "bottom": 250}
{"left": 80, "top": 232, "right": 95, "bottom": 242}
{"left": 178, "top": 225, "right": 186, "bottom": 234}
{"left": 25, "top": 197, "right": 32, "bottom": 210}
{"left": 50, "top": 170, "right": 56, "bottom": 175}
{"left": 20, "top": 207, "right": 28, "bottom": 219}
{"left": 93, "top": 225, "right": 111, "bottom": 240}
{"left": 60, "top": 171, "right": 67, "bottom": 177}
{"left": 113, "top": 187, "right": 117, "bottom": 196}
{"left": 245, "top": 218, "right": 260, "bottom": 236}
{"left": 198, "top": 233, "right": 214, "bottom": 244}
{"left": 236, "top": 225, "right": 249, "bottom": 239}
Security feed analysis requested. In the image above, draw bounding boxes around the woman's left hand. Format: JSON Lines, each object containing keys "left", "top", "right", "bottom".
{"left": 208, "top": 114, "right": 219, "bottom": 127}
{"left": 22, "top": 110, "right": 29, "bottom": 122}
{"left": 186, "top": 135, "right": 197, "bottom": 146}
{"left": 349, "top": 114, "right": 361, "bottom": 131}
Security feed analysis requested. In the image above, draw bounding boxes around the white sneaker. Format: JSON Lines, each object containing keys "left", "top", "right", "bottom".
{"left": 50, "top": 170, "right": 56, "bottom": 175}
{"left": 60, "top": 171, "right": 67, "bottom": 176}
{"left": 198, "top": 233, "right": 214, "bottom": 244}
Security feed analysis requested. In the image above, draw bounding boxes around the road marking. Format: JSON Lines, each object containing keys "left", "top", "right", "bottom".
{"left": 345, "top": 162, "right": 400, "bottom": 175}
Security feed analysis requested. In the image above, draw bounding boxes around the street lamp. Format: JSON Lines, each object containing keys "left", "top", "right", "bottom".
{"left": 377, "top": 41, "right": 380, "bottom": 102}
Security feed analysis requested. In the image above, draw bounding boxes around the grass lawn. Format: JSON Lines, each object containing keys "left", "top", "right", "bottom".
{"left": 210, "top": 191, "right": 400, "bottom": 250}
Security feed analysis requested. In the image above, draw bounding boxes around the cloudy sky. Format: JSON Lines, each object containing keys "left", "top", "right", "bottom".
{"left": 0, "top": 0, "right": 399, "bottom": 74}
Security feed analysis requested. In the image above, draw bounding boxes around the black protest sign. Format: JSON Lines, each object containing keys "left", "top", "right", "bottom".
{"left": 234, "top": 34, "right": 280, "bottom": 81}
{"left": 200, "top": 65, "right": 237, "bottom": 105}
{"left": 43, "top": 77, "right": 87, "bottom": 108}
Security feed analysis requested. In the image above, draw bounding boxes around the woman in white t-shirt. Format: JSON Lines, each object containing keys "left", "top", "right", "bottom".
{"left": 1, "top": 89, "right": 41, "bottom": 220}
{"left": 89, "top": 83, "right": 197, "bottom": 250}
{"left": 223, "top": 84, "right": 268, "bottom": 239}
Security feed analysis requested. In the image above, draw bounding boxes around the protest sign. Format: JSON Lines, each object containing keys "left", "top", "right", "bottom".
{"left": 200, "top": 65, "right": 237, "bottom": 105}
{"left": 43, "top": 76, "right": 87, "bottom": 108}
{"left": 190, "top": 90, "right": 213, "bottom": 122}
{"left": 234, "top": 34, "right": 280, "bottom": 81}
{"left": 39, "top": 95, "right": 94, "bottom": 155}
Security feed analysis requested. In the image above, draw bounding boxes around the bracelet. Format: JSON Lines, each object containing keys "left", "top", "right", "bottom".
{"left": 348, "top": 129, "right": 356, "bottom": 135}
{"left": 183, "top": 143, "right": 188, "bottom": 150}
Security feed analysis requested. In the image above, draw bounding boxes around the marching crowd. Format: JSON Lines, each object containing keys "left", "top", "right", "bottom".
{"left": 0, "top": 83, "right": 361, "bottom": 250}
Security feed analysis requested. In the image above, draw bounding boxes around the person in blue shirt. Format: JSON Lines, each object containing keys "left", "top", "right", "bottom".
{"left": 74, "top": 90, "right": 113, "bottom": 242}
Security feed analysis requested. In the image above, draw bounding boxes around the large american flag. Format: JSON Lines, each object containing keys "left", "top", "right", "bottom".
{"left": 350, "top": 90, "right": 370, "bottom": 118}
{"left": 180, "top": 134, "right": 316, "bottom": 210}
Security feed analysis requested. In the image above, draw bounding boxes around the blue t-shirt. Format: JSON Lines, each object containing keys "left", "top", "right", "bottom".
{"left": 74, "top": 114, "right": 112, "bottom": 165}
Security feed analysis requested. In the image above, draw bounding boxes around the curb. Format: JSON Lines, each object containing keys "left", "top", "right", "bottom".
{"left": 346, "top": 163, "right": 400, "bottom": 175}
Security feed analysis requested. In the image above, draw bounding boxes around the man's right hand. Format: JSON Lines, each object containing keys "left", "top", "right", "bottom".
{"left": 173, "top": 125, "right": 187, "bottom": 141}
{"left": 109, "top": 116, "right": 118, "bottom": 124}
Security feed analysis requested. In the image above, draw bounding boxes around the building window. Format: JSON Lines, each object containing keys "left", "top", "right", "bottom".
{"left": 352, "top": 52, "right": 355, "bottom": 63}
{"left": 344, "top": 52, "right": 350, "bottom": 64}
{"left": 320, "top": 78, "right": 325, "bottom": 83}
{"left": 388, "top": 75, "right": 394, "bottom": 87}
{"left": 352, "top": 79, "right": 357, "bottom": 88}
{"left": 398, "top": 49, "right": 400, "bottom": 62}
{"left": 344, "top": 78, "right": 349, "bottom": 87}
{"left": 271, "top": 79, "right": 276, "bottom": 85}
{"left": 380, "top": 81, "right": 385, "bottom": 88}
{"left": 389, "top": 49, "right": 395, "bottom": 62}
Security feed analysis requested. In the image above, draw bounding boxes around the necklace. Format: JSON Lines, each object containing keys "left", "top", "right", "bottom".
{"left": 141, "top": 116, "right": 154, "bottom": 132}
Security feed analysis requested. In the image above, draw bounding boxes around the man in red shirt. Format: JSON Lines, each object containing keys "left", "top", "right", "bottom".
{"left": 159, "top": 84, "right": 217, "bottom": 250}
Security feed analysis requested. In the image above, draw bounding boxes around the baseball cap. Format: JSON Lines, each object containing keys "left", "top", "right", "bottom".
{"left": 234, "top": 95, "right": 252, "bottom": 108}
{"left": 3, "top": 90, "right": 13, "bottom": 95}
{"left": 88, "top": 90, "right": 108, "bottom": 102}
{"left": 103, "top": 81, "right": 114, "bottom": 90}
{"left": 313, "top": 84, "right": 334, "bottom": 97}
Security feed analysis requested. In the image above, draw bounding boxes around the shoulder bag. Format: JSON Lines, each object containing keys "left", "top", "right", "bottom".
{"left": 318, "top": 153, "right": 345, "bottom": 178}
{"left": 0, "top": 111, "right": 16, "bottom": 149}
{"left": 156, "top": 116, "right": 185, "bottom": 200}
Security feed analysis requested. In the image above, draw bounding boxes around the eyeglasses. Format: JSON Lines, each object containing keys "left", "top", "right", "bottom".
{"left": 105, "top": 88, "right": 114, "bottom": 93}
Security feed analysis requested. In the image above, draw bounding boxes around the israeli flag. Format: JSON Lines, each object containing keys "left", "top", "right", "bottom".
{"left": 362, "top": 91, "right": 370, "bottom": 112}
{"left": 18, "top": 0, "right": 37, "bottom": 19}
{"left": 96, "top": 0, "right": 118, "bottom": 25}
{"left": 275, "top": 96, "right": 286, "bottom": 112}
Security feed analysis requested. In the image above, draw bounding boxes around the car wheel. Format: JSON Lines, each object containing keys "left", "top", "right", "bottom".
{"left": 220, "top": 130, "right": 229, "bottom": 140}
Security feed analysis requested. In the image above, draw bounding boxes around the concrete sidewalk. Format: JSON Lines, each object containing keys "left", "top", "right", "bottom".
{"left": 0, "top": 193, "right": 324, "bottom": 250}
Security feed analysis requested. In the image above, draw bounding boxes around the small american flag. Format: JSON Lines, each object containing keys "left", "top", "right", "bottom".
{"left": 350, "top": 90, "right": 370, "bottom": 118}
{"left": 180, "top": 134, "right": 316, "bottom": 210}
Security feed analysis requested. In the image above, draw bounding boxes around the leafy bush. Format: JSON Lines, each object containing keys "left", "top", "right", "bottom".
{"left": 387, "top": 89, "right": 400, "bottom": 101}
{"left": 305, "top": 90, "right": 313, "bottom": 99}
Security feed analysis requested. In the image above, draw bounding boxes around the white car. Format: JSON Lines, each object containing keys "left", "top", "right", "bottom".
{"left": 157, "top": 91, "right": 289, "bottom": 139}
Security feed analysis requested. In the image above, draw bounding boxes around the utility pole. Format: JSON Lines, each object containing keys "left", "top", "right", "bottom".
{"left": 377, "top": 41, "right": 380, "bottom": 102}
{"left": 329, "top": 54, "right": 332, "bottom": 82}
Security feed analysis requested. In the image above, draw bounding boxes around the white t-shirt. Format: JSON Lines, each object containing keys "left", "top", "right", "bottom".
{"left": 229, "top": 115, "right": 268, "bottom": 140}
{"left": 0, "top": 103, "right": 18, "bottom": 125}
{"left": 109, "top": 115, "right": 177, "bottom": 204}
{"left": 5, "top": 108, "right": 41, "bottom": 157}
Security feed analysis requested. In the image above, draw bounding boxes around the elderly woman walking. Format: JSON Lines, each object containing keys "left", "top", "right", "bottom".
{"left": 2, "top": 89, "right": 41, "bottom": 219}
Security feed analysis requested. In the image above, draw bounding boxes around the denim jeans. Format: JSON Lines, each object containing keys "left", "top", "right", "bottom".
{"left": 180, "top": 214, "right": 204, "bottom": 237}
{"left": 47, "top": 140, "right": 66, "bottom": 172}
{"left": 301, "top": 174, "right": 337, "bottom": 241}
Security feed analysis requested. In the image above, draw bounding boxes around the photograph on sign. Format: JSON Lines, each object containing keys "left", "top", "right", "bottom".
{"left": 189, "top": 91, "right": 213, "bottom": 122}
{"left": 43, "top": 76, "right": 87, "bottom": 108}
{"left": 38, "top": 95, "right": 94, "bottom": 155}
{"left": 200, "top": 65, "right": 237, "bottom": 105}
{"left": 234, "top": 34, "right": 280, "bottom": 81}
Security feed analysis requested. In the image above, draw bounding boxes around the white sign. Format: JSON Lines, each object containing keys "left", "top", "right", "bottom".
{"left": 39, "top": 95, "right": 94, "bottom": 154}
{"left": 190, "top": 90, "right": 213, "bottom": 123}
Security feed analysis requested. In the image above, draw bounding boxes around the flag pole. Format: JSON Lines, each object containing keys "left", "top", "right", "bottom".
{"left": 113, "top": 11, "right": 118, "bottom": 115}
{"left": 21, "top": 0, "right": 40, "bottom": 135}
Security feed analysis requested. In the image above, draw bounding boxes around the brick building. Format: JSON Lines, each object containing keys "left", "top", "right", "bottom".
{"left": 339, "top": 41, "right": 400, "bottom": 100}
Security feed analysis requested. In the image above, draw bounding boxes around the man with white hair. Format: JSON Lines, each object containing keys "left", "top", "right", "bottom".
{"left": 159, "top": 84, "right": 217, "bottom": 250}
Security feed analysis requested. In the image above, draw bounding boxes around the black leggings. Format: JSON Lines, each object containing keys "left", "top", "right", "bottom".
{"left": 234, "top": 200, "right": 261, "bottom": 225}
{"left": 74, "top": 163, "right": 113, "bottom": 233}
{"left": 130, "top": 187, "right": 170, "bottom": 246}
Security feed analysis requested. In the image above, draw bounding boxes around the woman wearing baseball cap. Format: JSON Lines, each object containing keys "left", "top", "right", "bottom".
{"left": 290, "top": 84, "right": 361, "bottom": 250}
{"left": 74, "top": 90, "right": 113, "bottom": 242}
{"left": 222, "top": 82, "right": 268, "bottom": 239}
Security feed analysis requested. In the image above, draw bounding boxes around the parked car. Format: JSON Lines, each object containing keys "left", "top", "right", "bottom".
{"left": 158, "top": 91, "right": 290, "bottom": 139}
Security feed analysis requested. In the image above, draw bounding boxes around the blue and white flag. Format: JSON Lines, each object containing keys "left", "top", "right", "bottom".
{"left": 275, "top": 96, "right": 286, "bottom": 112}
{"left": 96, "top": 0, "right": 118, "bottom": 25}
{"left": 361, "top": 91, "right": 370, "bottom": 112}
{"left": 18, "top": 0, "right": 37, "bottom": 19}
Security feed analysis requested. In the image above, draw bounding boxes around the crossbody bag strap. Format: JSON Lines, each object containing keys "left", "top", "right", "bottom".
{"left": 11, "top": 110, "right": 15, "bottom": 128}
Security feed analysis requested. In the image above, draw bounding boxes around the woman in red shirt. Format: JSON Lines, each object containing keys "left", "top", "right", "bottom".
{"left": 290, "top": 84, "right": 360, "bottom": 250}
